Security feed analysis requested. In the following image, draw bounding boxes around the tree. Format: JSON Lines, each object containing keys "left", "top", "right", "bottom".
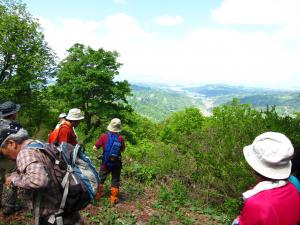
{"left": 160, "top": 107, "right": 204, "bottom": 145}
{"left": 0, "top": 0, "right": 56, "bottom": 133}
{"left": 53, "top": 43, "right": 132, "bottom": 133}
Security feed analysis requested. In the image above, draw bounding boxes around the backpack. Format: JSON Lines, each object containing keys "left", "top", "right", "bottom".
{"left": 26, "top": 141, "right": 99, "bottom": 224}
{"left": 103, "top": 132, "right": 122, "bottom": 169}
{"left": 48, "top": 122, "right": 69, "bottom": 144}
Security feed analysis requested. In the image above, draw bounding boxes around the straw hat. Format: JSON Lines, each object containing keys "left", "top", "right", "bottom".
{"left": 243, "top": 132, "right": 294, "bottom": 179}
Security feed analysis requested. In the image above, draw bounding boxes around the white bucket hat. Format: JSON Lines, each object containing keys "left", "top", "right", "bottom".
{"left": 58, "top": 112, "right": 67, "bottom": 119}
{"left": 107, "top": 118, "right": 122, "bottom": 132}
{"left": 66, "top": 108, "right": 84, "bottom": 121}
{"left": 243, "top": 132, "right": 294, "bottom": 179}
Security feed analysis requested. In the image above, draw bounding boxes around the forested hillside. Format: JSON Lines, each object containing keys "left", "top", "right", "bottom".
{"left": 128, "top": 83, "right": 300, "bottom": 121}
{"left": 127, "top": 85, "right": 204, "bottom": 121}
{"left": 1, "top": 1, "right": 300, "bottom": 224}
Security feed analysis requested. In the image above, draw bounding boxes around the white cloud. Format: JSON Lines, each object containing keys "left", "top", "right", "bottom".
{"left": 212, "top": 0, "right": 300, "bottom": 25}
{"left": 154, "top": 15, "right": 184, "bottom": 26}
{"left": 38, "top": 11, "right": 300, "bottom": 88}
{"left": 38, "top": 17, "right": 102, "bottom": 57}
{"left": 58, "top": 18, "right": 102, "bottom": 31}
{"left": 104, "top": 13, "right": 156, "bottom": 39}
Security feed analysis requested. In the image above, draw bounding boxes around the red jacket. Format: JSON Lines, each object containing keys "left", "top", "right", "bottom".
{"left": 57, "top": 121, "right": 78, "bottom": 146}
{"left": 239, "top": 182, "right": 300, "bottom": 225}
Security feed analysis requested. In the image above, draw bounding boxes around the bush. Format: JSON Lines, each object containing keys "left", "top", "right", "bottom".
{"left": 123, "top": 140, "right": 197, "bottom": 184}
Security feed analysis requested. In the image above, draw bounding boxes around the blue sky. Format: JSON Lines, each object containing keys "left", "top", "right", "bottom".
{"left": 23, "top": 0, "right": 300, "bottom": 88}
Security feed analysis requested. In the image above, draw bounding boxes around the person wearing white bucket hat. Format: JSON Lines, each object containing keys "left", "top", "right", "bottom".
{"left": 54, "top": 108, "right": 84, "bottom": 146}
{"left": 48, "top": 112, "right": 68, "bottom": 144}
{"left": 232, "top": 132, "right": 300, "bottom": 225}
{"left": 93, "top": 118, "right": 125, "bottom": 205}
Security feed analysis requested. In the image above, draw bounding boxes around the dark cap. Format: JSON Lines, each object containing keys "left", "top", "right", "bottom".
{"left": 0, "top": 120, "right": 22, "bottom": 147}
{"left": 0, "top": 101, "right": 21, "bottom": 118}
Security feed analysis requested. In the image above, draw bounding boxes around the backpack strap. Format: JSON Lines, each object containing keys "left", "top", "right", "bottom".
{"left": 27, "top": 141, "right": 71, "bottom": 225}
{"left": 26, "top": 140, "right": 45, "bottom": 150}
{"left": 26, "top": 141, "right": 60, "bottom": 166}
{"left": 26, "top": 141, "right": 45, "bottom": 225}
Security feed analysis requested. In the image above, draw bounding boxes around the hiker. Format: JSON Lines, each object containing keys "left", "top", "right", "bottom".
{"left": 232, "top": 132, "right": 300, "bottom": 225}
{"left": 57, "top": 112, "right": 67, "bottom": 128}
{"left": 0, "top": 121, "right": 84, "bottom": 224}
{"left": 0, "top": 101, "right": 20, "bottom": 120}
{"left": 0, "top": 101, "right": 22, "bottom": 216}
{"left": 48, "top": 112, "right": 67, "bottom": 144}
{"left": 93, "top": 118, "right": 125, "bottom": 205}
{"left": 56, "top": 108, "right": 84, "bottom": 145}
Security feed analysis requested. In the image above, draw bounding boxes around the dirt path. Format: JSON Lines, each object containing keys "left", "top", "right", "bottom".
{"left": 0, "top": 188, "right": 219, "bottom": 225}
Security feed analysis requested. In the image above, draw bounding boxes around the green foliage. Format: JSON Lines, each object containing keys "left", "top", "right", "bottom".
{"left": 128, "top": 85, "right": 203, "bottom": 122}
{"left": 158, "top": 180, "right": 188, "bottom": 205}
{"left": 3, "top": 2, "right": 300, "bottom": 222}
{"left": 121, "top": 112, "right": 159, "bottom": 144}
{"left": 189, "top": 101, "right": 265, "bottom": 212}
{"left": 186, "top": 100, "right": 300, "bottom": 217}
{"left": 123, "top": 140, "right": 197, "bottom": 183}
{"left": 51, "top": 43, "right": 132, "bottom": 133}
{"left": 0, "top": 0, "right": 56, "bottom": 134}
{"left": 160, "top": 107, "right": 204, "bottom": 146}
{"left": 86, "top": 206, "right": 137, "bottom": 225}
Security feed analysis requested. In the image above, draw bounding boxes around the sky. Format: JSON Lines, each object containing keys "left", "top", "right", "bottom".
{"left": 22, "top": 0, "right": 300, "bottom": 88}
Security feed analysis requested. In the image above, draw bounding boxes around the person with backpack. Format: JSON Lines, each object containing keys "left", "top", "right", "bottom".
{"left": 51, "top": 108, "right": 84, "bottom": 145}
{"left": 93, "top": 118, "right": 125, "bottom": 205}
{"left": 57, "top": 112, "right": 67, "bottom": 128}
{"left": 0, "top": 101, "right": 22, "bottom": 216}
{"left": 48, "top": 112, "right": 67, "bottom": 144}
{"left": 232, "top": 132, "right": 300, "bottom": 225}
{"left": 0, "top": 120, "right": 95, "bottom": 224}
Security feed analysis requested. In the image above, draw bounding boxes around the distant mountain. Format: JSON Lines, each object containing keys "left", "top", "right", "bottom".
{"left": 183, "top": 84, "right": 289, "bottom": 96}
{"left": 128, "top": 83, "right": 300, "bottom": 121}
{"left": 128, "top": 84, "right": 204, "bottom": 121}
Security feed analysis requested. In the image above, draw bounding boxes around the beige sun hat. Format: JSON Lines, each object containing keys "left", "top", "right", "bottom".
{"left": 66, "top": 108, "right": 84, "bottom": 121}
{"left": 243, "top": 132, "right": 294, "bottom": 180}
{"left": 107, "top": 118, "right": 122, "bottom": 133}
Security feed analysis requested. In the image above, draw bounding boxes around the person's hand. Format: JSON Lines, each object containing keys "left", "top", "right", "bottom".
{"left": 4, "top": 175, "right": 12, "bottom": 187}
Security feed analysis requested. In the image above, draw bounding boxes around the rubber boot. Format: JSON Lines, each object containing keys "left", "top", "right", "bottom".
{"left": 110, "top": 187, "right": 119, "bottom": 206}
{"left": 95, "top": 184, "right": 104, "bottom": 201}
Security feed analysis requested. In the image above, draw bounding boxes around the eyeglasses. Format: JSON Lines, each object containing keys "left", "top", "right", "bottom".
{"left": 0, "top": 121, "right": 22, "bottom": 147}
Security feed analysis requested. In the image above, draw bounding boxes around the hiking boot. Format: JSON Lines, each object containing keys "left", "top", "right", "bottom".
{"left": 3, "top": 205, "right": 22, "bottom": 217}
{"left": 110, "top": 187, "right": 119, "bottom": 206}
